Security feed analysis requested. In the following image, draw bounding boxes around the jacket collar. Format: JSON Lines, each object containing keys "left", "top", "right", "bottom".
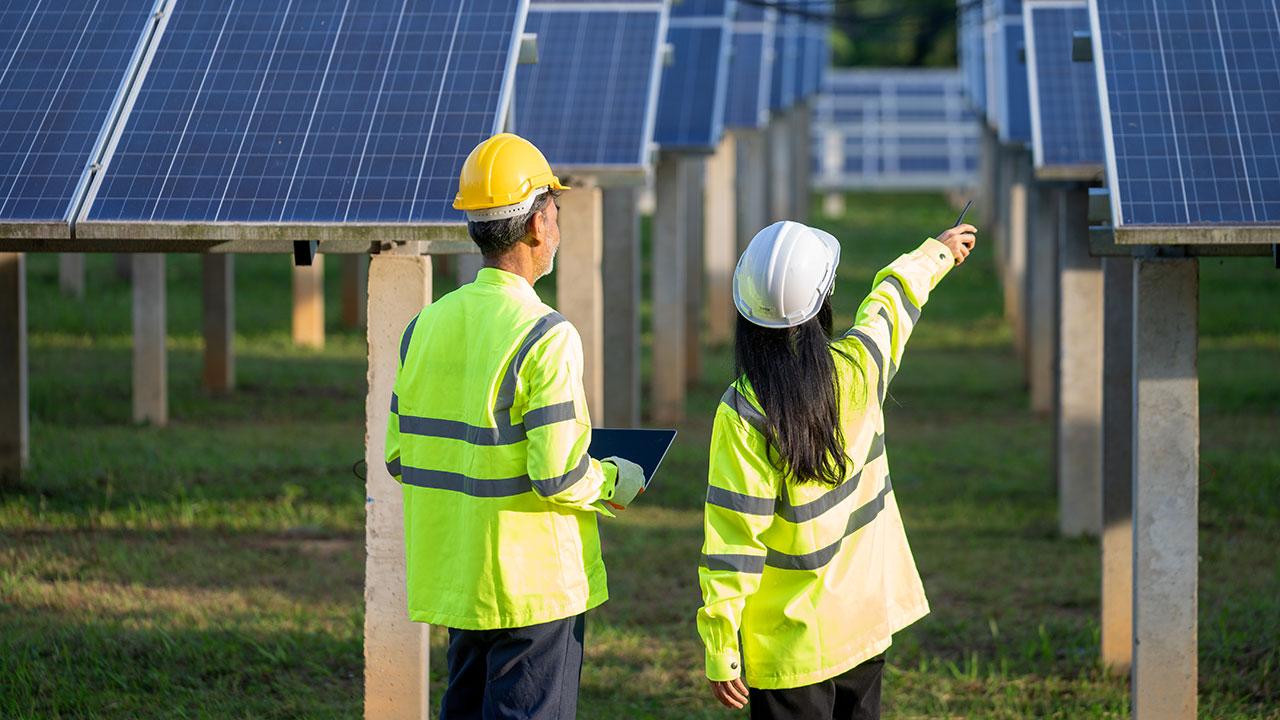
{"left": 475, "top": 266, "right": 538, "bottom": 299}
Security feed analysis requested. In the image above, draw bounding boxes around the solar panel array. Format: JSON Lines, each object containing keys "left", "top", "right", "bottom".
{"left": 0, "top": 0, "right": 161, "bottom": 230}
{"left": 980, "top": 0, "right": 1032, "bottom": 143}
{"left": 724, "top": 6, "right": 774, "bottom": 129}
{"left": 82, "top": 0, "right": 527, "bottom": 232}
{"left": 512, "top": 1, "right": 666, "bottom": 168}
{"left": 1025, "top": 2, "right": 1104, "bottom": 174}
{"left": 1090, "top": 0, "right": 1280, "bottom": 227}
{"left": 958, "top": 1, "right": 988, "bottom": 113}
{"left": 814, "top": 69, "right": 979, "bottom": 190}
{"left": 654, "top": 0, "right": 734, "bottom": 151}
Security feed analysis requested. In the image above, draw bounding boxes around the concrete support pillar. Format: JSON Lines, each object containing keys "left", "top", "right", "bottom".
{"left": 705, "top": 135, "right": 737, "bottom": 348}
{"left": 979, "top": 126, "right": 1000, "bottom": 232}
{"left": 114, "top": 253, "right": 131, "bottom": 282}
{"left": 822, "top": 193, "right": 845, "bottom": 218}
{"left": 820, "top": 124, "right": 845, "bottom": 219}
{"left": 1055, "top": 187, "right": 1101, "bottom": 536}
{"left": 790, "top": 103, "right": 812, "bottom": 222}
{"left": 651, "top": 152, "right": 688, "bottom": 424}
{"left": 991, "top": 141, "right": 1008, "bottom": 279}
{"left": 1131, "top": 256, "right": 1198, "bottom": 720}
{"left": 202, "top": 255, "right": 235, "bottom": 395}
{"left": 683, "top": 156, "right": 706, "bottom": 388}
{"left": 1003, "top": 148, "right": 1030, "bottom": 367}
{"left": 455, "top": 253, "right": 483, "bottom": 287}
{"left": 365, "top": 250, "right": 432, "bottom": 720}
{"left": 557, "top": 184, "right": 605, "bottom": 422}
{"left": 292, "top": 257, "right": 325, "bottom": 350}
{"left": 132, "top": 254, "right": 167, "bottom": 426}
{"left": 1101, "top": 255, "right": 1134, "bottom": 673}
{"left": 0, "top": 253, "right": 27, "bottom": 482}
{"left": 767, "top": 115, "right": 792, "bottom": 223}
{"left": 1028, "top": 183, "right": 1058, "bottom": 414}
{"left": 59, "top": 254, "right": 85, "bottom": 299}
{"left": 602, "top": 186, "right": 642, "bottom": 428}
{"left": 733, "top": 128, "right": 769, "bottom": 255}
{"left": 343, "top": 255, "right": 368, "bottom": 330}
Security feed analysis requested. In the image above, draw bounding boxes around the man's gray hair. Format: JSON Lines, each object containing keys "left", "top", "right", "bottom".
{"left": 467, "top": 190, "right": 559, "bottom": 258}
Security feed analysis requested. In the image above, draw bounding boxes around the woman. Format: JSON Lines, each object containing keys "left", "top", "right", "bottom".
{"left": 697, "top": 219, "right": 977, "bottom": 719}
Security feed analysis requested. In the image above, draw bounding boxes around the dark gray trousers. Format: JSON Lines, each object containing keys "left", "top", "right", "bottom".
{"left": 440, "top": 614, "right": 585, "bottom": 720}
{"left": 748, "top": 653, "right": 886, "bottom": 720}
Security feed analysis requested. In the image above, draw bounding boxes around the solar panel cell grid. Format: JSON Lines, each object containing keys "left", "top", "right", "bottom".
{"left": 1027, "top": 4, "right": 1104, "bottom": 169}
{"left": 1093, "top": 0, "right": 1280, "bottom": 226}
{"left": 0, "top": 0, "right": 157, "bottom": 223}
{"left": 998, "top": 17, "right": 1032, "bottom": 143}
{"left": 86, "top": 0, "right": 524, "bottom": 226}
{"left": 655, "top": 5, "right": 732, "bottom": 150}
{"left": 514, "top": 7, "right": 662, "bottom": 167}
{"left": 724, "top": 30, "right": 768, "bottom": 129}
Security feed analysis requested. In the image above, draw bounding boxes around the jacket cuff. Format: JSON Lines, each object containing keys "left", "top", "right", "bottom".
{"left": 917, "top": 237, "right": 956, "bottom": 287}
{"left": 705, "top": 647, "right": 743, "bottom": 682}
{"left": 599, "top": 460, "right": 618, "bottom": 501}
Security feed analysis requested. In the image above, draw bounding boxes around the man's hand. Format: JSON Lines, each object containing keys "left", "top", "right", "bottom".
{"left": 937, "top": 223, "right": 978, "bottom": 266}
{"left": 710, "top": 678, "right": 749, "bottom": 709}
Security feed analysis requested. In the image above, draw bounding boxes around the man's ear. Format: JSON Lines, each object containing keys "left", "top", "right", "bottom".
{"left": 526, "top": 206, "right": 549, "bottom": 247}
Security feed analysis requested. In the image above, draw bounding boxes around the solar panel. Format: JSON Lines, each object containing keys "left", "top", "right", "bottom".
{"left": 724, "top": 8, "right": 775, "bottom": 129}
{"left": 770, "top": 11, "right": 798, "bottom": 111}
{"left": 511, "top": 2, "right": 666, "bottom": 169}
{"left": 654, "top": 0, "right": 733, "bottom": 150}
{"left": 81, "top": 0, "right": 527, "bottom": 238}
{"left": 998, "top": 13, "right": 1032, "bottom": 143}
{"left": 959, "top": 1, "right": 988, "bottom": 113}
{"left": 983, "top": 0, "right": 1003, "bottom": 126}
{"left": 0, "top": 0, "right": 161, "bottom": 234}
{"left": 1025, "top": 2, "right": 1104, "bottom": 175}
{"left": 1090, "top": 0, "right": 1280, "bottom": 229}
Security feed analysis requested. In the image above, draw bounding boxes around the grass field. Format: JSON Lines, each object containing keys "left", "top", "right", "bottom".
{"left": 1, "top": 192, "right": 1276, "bottom": 719}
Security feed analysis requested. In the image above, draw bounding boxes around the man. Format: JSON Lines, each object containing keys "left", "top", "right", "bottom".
{"left": 384, "top": 133, "right": 646, "bottom": 719}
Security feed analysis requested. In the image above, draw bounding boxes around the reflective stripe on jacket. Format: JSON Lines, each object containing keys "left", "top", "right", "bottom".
{"left": 386, "top": 267, "right": 617, "bottom": 630}
{"left": 697, "top": 238, "right": 956, "bottom": 689}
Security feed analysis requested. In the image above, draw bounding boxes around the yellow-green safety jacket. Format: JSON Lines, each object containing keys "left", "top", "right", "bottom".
{"left": 385, "top": 267, "right": 618, "bottom": 630}
{"left": 697, "top": 238, "right": 956, "bottom": 689}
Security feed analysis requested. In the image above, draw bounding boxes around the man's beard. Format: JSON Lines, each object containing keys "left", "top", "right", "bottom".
{"left": 538, "top": 245, "right": 558, "bottom": 280}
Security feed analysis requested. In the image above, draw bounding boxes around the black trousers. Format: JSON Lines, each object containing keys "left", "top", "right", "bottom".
{"left": 439, "top": 614, "right": 585, "bottom": 720}
{"left": 748, "top": 654, "right": 886, "bottom": 720}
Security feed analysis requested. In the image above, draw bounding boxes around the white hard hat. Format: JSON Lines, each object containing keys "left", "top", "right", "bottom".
{"left": 733, "top": 221, "right": 841, "bottom": 328}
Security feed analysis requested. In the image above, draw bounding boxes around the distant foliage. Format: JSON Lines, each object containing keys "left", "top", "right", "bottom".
{"left": 826, "top": 0, "right": 958, "bottom": 68}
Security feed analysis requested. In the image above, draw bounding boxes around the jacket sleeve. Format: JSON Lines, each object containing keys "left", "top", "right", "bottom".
{"left": 697, "top": 400, "right": 779, "bottom": 681}
{"left": 832, "top": 237, "right": 955, "bottom": 402}
{"left": 518, "top": 320, "right": 618, "bottom": 513}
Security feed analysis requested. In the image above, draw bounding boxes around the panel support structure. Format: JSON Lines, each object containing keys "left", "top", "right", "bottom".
{"left": 790, "top": 102, "right": 812, "bottom": 222}
{"left": 1002, "top": 146, "right": 1031, "bottom": 367}
{"left": 132, "top": 254, "right": 167, "bottom": 426}
{"left": 705, "top": 135, "right": 736, "bottom": 348}
{"left": 202, "top": 255, "right": 235, "bottom": 394}
{"left": 767, "top": 114, "right": 793, "bottom": 224}
{"left": 1055, "top": 186, "right": 1101, "bottom": 536}
{"left": 1131, "top": 257, "right": 1198, "bottom": 720}
{"left": 0, "top": 253, "right": 27, "bottom": 482}
{"left": 652, "top": 152, "right": 688, "bottom": 424}
{"left": 365, "top": 249, "right": 432, "bottom": 720}
{"left": 343, "top": 255, "right": 368, "bottom": 330}
{"left": 1028, "top": 183, "right": 1058, "bottom": 414}
{"left": 292, "top": 257, "right": 325, "bottom": 350}
{"left": 732, "top": 128, "right": 768, "bottom": 255}
{"left": 557, "top": 184, "right": 604, "bottom": 422}
{"left": 59, "top": 254, "right": 85, "bottom": 299}
{"left": 1101, "top": 255, "right": 1134, "bottom": 673}
{"left": 601, "top": 186, "right": 641, "bottom": 428}
{"left": 682, "top": 156, "right": 706, "bottom": 388}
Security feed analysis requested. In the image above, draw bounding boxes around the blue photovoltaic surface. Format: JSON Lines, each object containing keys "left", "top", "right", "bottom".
{"left": 86, "top": 0, "right": 525, "bottom": 226}
{"left": 654, "top": 2, "right": 733, "bottom": 149}
{"left": 0, "top": 0, "right": 157, "bottom": 223}
{"left": 1092, "top": 0, "right": 1280, "bottom": 226}
{"left": 513, "top": 5, "right": 663, "bottom": 167}
{"left": 770, "top": 12, "right": 798, "bottom": 110}
{"left": 998, "top": 16, "right": 1032, "bottom": 143}
{"left": 1027, "top": 4, "right": 1103, "bottom": 169}
{"left": 983, "top": 0, "right": 1002, "bottom": 125}
{"left": 960, "top": 1, "right": 988, "bottom": 112}
{"left": 724, "top": 23, "right": 771, "bottom": 129}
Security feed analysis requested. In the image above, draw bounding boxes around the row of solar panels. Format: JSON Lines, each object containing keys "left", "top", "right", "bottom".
{"left": 812, "top": 69, "right": 979, "bottom": 190}
{"left": 0, "top": 0, "right": 830, "bottom": 242}
{"left": 958, "top": 0, "right": 1280, "bottom": 230}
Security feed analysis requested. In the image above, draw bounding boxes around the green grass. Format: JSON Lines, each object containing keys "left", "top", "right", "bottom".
{"left": 2, "top": 192, "right": 1277, "bottom": 719}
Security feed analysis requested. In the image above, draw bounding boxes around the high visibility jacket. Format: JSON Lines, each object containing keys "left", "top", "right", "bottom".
{"left": 697, "top": 238, "right": 956, "bottom": 689}
{"left": 385, "top": 267, "right": 618, "bottom": 630}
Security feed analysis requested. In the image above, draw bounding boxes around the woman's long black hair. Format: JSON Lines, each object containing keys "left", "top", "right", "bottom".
{"left": 734, "top": 296, "right": 857, "bottom": 487}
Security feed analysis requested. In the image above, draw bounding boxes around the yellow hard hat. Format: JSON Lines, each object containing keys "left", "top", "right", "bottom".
{"left": 453, "top": 133, "right": 568, "bottom": 221}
